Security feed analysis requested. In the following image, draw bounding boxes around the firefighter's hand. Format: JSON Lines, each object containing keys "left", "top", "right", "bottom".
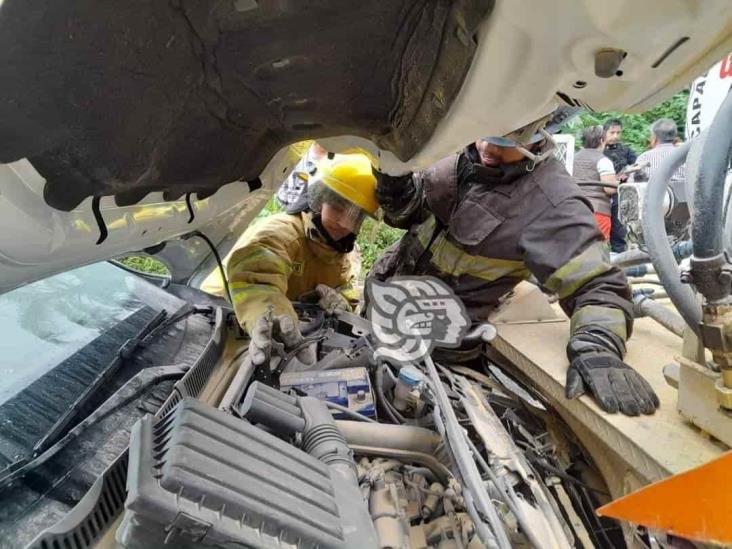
{"left": 315, "top": 284, "right": 352, "bottom": 314}
{"left": 373, "top": 168, "right": 414, "bottom": 212}
{"left": 565, "top": 353, "right": 659, "bottom": 416}
{"left": 249, "top": 314, "right": 316, "bottom": 367}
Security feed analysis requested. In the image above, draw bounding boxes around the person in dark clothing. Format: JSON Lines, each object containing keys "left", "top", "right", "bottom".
{"left": 370, "top": 108, "right": 658, "bottom": 416}
{"left": 602, "top": 119, "right": 637, "bottom": 253}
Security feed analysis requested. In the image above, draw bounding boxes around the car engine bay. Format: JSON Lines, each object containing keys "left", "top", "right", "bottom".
{"left": 63, "top": 301, "right": 622, "bottom": 549}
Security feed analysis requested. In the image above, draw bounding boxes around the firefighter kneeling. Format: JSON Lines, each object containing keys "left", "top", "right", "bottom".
{"left": 368, "top": 108, "right": 659, "bottom": 417}
{"left": 227, "top": 153, "right": 377, "bottom": 367}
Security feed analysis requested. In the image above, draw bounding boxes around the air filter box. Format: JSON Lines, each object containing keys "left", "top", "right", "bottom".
{"left": 117, "top": 398, "right": 353, "bottom": 548}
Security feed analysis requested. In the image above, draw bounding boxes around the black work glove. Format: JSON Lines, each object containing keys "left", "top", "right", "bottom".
{"left": 566, "top": 352, "right": 659, "bottom": 416}
{"left": 373, "top": 168, "right": 415, "bottom": 213}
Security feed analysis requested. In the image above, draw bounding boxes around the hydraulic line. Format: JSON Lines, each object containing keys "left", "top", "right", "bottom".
{"left": 611, "top": 248, "right": 650, "bottom": 267}
{"left": 688, "top": 89, "right": 732, "bottom": 303}
{"left": 641, "top": 140, "right": 702, "bottom": 335}
{"left": 611, "top": 241, "right": 692, "bottom": 268}
{"left": 692, "top": 89, "right": 732, "bottom": 261}
{"left": 633, "top": 296, "right": 687, "bottom": 338}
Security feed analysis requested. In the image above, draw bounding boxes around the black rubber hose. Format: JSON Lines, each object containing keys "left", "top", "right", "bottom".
{"left": 692, "top": 89, "right": 732, "bottom": 259}
{"left": 374, "top": 365, "right": 403, "bottom": 424}
{"left": 641, "top": 140, "right": 702, "bottom": 336}
{"left": 187, "top": 231, "right": 233, "bottom": 306}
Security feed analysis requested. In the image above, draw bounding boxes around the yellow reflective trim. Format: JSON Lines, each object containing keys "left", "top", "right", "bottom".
{"left": 415, "top": 215, "right": 437, "bottom": 248}
{"left": 413, "top": 215, "right": 528, "bottom": 282}
{"left": 544, "top": 241, "right": 613, "bottom": 299}
{"left": 230, "top": 283, "right": 282, "bottom": 305}
{"left": 340, "top": 288, "right": 360, "bottom": 301}
{"left": 571, "top": 305, "right": 628, "bottom": 340}
{"left": 431, "top": 234, "right": 528, "bottom": 281}
{"left": 338, "top": 278, "right": 359, "bottom": 301}
{"left": 228, "top": 247, "right": 291, "bottom": 277}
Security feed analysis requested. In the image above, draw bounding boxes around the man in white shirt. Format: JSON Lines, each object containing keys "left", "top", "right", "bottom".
{"left": 631, "top": 118, "right": 686, "bottom": 184}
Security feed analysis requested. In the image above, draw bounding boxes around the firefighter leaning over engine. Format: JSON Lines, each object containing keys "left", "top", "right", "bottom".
{"left": 368, "top": 108, "right": 659, "bottom": 416}
{"left": 227, "top": 153, "right": 377, "bottom": 367}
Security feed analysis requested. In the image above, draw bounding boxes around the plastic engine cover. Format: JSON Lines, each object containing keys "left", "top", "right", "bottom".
{"left": 117, "top": 398, "right": 348, "bottom": 548}
{"left": 279, "top": 367, "right": 375, "bottom": 418}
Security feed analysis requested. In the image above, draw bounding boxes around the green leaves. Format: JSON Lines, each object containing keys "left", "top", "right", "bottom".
{"left": 117, "top": 255, "right": 170, "bottom": 275}
{"left": 563, "top": 89, "right": 690, "bottom": 153}
{"left": 356, "top": 218, "right": 405, "bottom": 279}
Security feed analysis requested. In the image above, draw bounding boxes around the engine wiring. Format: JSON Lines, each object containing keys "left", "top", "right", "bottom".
{"left": 208, "top": 307, "right": 628, "bottom": 548}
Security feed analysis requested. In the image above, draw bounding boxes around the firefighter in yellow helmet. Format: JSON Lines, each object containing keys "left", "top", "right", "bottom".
{"left": 227, "top": 152, "right": 378, "bottom": 367}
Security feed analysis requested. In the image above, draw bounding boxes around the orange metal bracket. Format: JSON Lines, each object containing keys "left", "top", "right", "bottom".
{"left": 597, "top": 452, "right": 732, "bottom": 545}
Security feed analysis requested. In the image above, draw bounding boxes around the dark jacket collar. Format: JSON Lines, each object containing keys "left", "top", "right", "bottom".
{"left": 461, "top": 143, "right": 536, "bottom": 197}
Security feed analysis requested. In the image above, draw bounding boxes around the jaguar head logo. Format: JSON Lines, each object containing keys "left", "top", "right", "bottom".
{"left": 366, "top": 276, "right": 470, "bottom": 363}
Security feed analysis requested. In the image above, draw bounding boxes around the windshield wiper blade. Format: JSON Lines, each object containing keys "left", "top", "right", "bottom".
{"left": 0, "top": 305, "right": 213, "bottom": 488}
{"left": 31, "top": 310, "right": 169, "bottom": 456}
{"left": 0, "top": 365, "right": 186, "bottom": 491}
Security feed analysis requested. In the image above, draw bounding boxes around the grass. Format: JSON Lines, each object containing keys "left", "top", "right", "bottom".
{"left": 117, "top": 255, "right": 170, "bottom": 276}
{"left": 357, "top": 218, "right": 404, "bottom": 279}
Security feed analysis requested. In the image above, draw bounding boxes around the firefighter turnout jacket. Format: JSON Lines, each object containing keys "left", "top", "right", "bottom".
{"left": 225, "top": 212, "right": 358, "bottom": 332}
{"left": 369, "top": 146, "right": 633, "bottom": 349}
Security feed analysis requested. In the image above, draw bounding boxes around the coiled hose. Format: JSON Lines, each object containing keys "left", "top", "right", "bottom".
{"left": 692, "top": 89, "right": 732, "bottom": 260}
{"left": 690, "top": 88, "right": 732, "bottom": 303}
{"left": 641, "top": 140, "right": 702, "bottom": 335}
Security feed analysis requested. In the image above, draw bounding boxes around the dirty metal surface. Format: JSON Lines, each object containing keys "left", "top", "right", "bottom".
{"left": 492, "top": 292, "right": 725, "bottom": 486}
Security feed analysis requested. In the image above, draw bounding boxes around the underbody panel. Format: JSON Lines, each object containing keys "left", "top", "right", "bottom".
{"left": 1, "top": 1, "right": 732, "bottom": 292}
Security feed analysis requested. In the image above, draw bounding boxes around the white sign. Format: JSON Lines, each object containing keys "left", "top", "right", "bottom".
{"left": 686, "top": 53, "right": 732, "bottom": 139}
{"left": 553, "top": 134, "right": 575, "bottom": 175}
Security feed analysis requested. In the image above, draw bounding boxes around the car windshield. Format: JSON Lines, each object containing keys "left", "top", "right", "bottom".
{"left": 0, "top": 260, "right": 189, "bottom": 477}
{"left": 0, "top": 262, "right": 147, "bottom": 406}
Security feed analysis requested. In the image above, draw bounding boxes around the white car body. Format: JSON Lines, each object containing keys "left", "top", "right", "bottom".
{"left": 1, "top": 0, "right": 731, "bottom": 293}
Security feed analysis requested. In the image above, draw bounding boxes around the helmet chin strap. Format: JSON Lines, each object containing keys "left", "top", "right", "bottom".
{"left": 515, "top": 130, "right": 557, "bottom": 172}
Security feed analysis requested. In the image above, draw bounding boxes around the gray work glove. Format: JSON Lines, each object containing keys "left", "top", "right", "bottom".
{"left": 565, "top": 353, "right": 659, "bottom": 416}
{"left": 566, "top": 327, "right": 658, "bottom": 416}
{"left": 373, "top": 168, "right": 415, "bottom": 212}
{"left": 249, "top": 314, "right": 316, "bottom": 367}
{"left": 315, "top": 284, "right": 352, "bottom": 314}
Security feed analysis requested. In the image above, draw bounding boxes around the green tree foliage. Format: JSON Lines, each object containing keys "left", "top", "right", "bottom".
{"left": 357, "top": 218, "right": 404, "bottom": 279}
{"left": 257, "top": 195, "right": 284, "bottom": 218}
{"left": 117, "top": 255, "right": 170, "bottom": 276}
{"left": 567, "top": 89, "right": 689, "bottom": 154}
